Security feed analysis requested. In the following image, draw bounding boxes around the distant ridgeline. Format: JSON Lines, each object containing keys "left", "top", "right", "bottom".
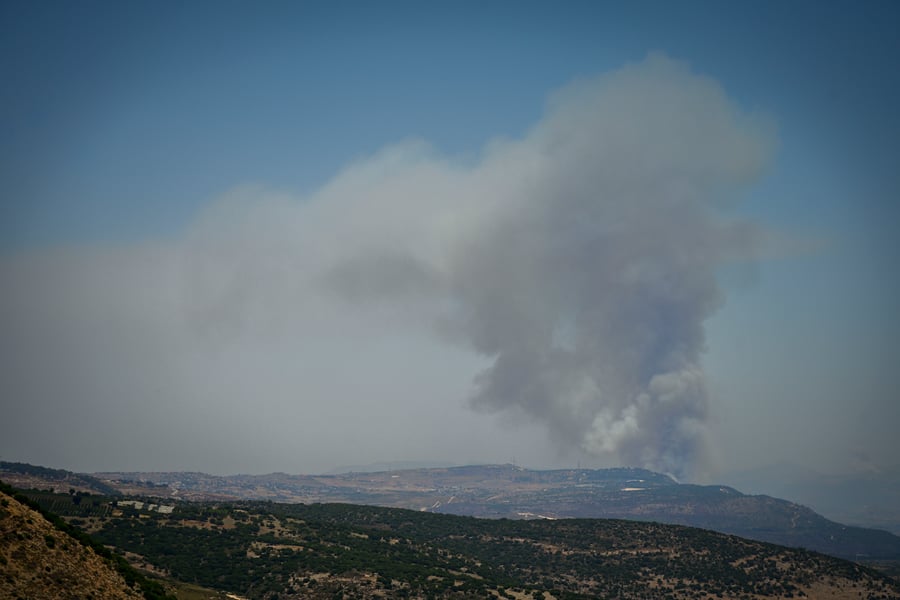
{"left": 0, "top": 460, "right": 121, "bottom": 495}
{"left": 8, "top": 484, "right": 900, "bottom": 600}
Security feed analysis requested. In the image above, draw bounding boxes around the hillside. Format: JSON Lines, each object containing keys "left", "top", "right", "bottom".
{"left": 721, "top": 463, "right": 900, "bottom": 536}
{"left": 0, "top": 487, "right": 145, "bottom": 600}
{"left": 15, "top": 487, "right": 900, "bottom": 600}
{"left": 0, "top": 460, "right": 121, "bottom": 496}
{"left": 91, "top": 463, "right": 900, "bottom": 561}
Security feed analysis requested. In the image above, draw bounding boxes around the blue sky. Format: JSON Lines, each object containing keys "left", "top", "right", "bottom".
{"left": 1, "top": 1, "right": 898, "bottom": 478}
{"left": 6, "top": 1, "right": 896, "bottom": 247}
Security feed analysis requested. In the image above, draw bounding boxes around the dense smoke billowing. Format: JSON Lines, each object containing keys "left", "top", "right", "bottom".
{"left": 0, "top": 55, "right": 773, "bottom": 476}
{"left": 319, "top": 55, "right": 771, "bottom": 476}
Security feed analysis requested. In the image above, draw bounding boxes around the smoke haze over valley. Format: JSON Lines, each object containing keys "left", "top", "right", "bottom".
{"left": 1, "top": 2, "right": 898, "bottom": 485}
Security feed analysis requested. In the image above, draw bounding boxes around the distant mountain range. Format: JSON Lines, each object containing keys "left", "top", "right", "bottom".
{"left": 720, "top": 462, "right": 900, "bottom": 536}
{"left": 3, "top": 460, "right": 900, "bottom": 563}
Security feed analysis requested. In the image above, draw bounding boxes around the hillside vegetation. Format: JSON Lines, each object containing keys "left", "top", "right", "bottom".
{"left": 8, "top": 460, "right": 900, "bottom": 562}
{"left": 0, "top": 486, "right": 172, "bottom": 600}
{"left": 82, "top": 463, "right": 900, "bottom": 561}
{"left": 16, "top": 486, "right": 900, "bottom": 600}
{"left": 0, "top": 460, "right": 121, "bottom": 495}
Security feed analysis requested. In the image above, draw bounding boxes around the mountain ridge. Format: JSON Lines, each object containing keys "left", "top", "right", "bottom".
{"left": 5, "top": 460, "right": 900, "bottom": 562}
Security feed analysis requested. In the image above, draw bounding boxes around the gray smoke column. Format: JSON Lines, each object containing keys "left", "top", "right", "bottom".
{"left": 431, "top": 56, "right": 773, "bottom": 477}
{"left": 317, "top": 55, "right": 773, "bottom": 478}
{"left": 425, "top": 57, "right": 773, "bottom": 478}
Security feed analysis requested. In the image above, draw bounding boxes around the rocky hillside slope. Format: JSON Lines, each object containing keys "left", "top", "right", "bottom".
{"left": 0, "top": 488, "right": 143, "bottom": 600}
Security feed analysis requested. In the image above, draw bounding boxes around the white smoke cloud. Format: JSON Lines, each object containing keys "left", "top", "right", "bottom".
{"left": 0, "top": 55, "right": 774, "bottom": 476}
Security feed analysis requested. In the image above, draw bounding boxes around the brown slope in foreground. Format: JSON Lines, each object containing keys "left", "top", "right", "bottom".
{"left": 0, "top": 489, "right": 143, "bottom": 600}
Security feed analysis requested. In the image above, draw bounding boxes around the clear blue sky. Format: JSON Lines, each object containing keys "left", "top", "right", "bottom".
{"left": 1, "top": 1, "right": 898, "bottom": 477}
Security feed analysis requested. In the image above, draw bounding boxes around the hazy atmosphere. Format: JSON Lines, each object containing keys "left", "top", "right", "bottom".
{"left": 1, "top": 1, "right": 898, "bottom": 480}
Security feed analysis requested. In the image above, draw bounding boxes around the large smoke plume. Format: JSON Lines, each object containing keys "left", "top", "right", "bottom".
{"left": 0, "top": 55, "right": 773, "bottom": 476}
{"left": 319, "top": 55, "right": 771, "bottom": 476}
